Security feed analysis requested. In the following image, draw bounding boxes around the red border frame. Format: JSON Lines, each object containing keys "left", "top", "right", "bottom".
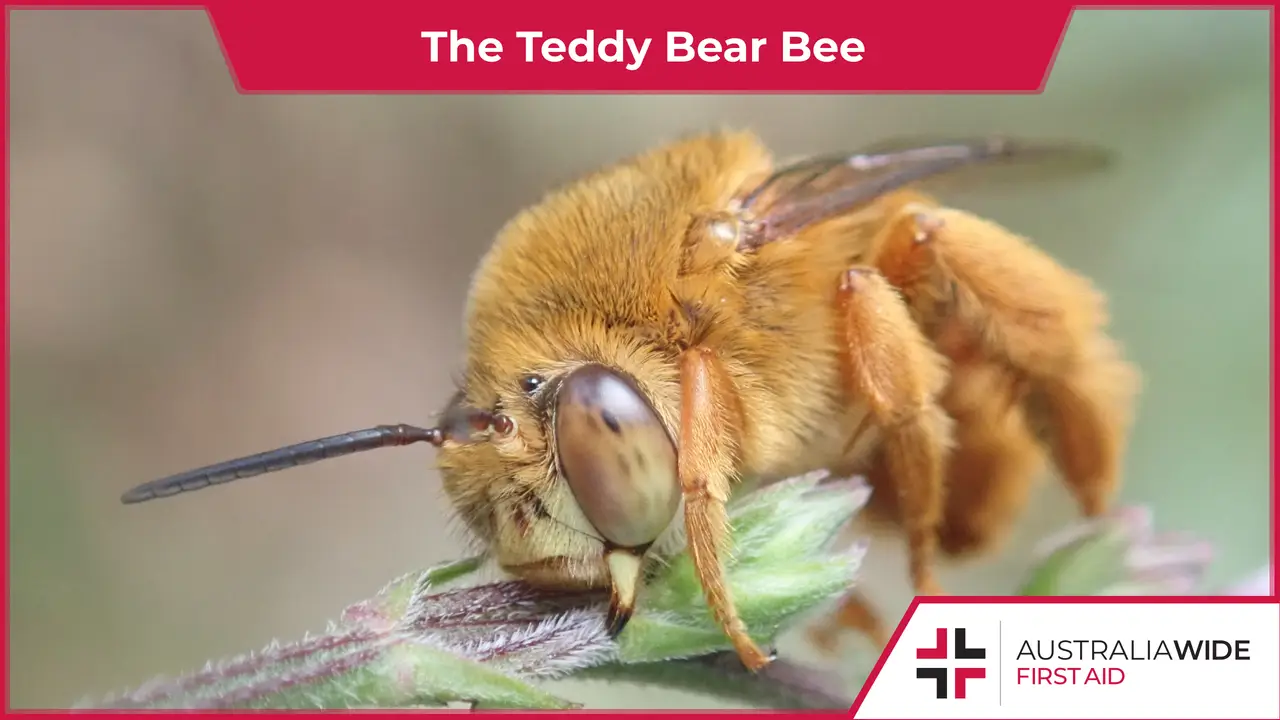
{"left": 851, "top": 596, "right": 1280, "bottom": 718}
{"left": 1, "top": 1, "right": 1275, "bottom": 717}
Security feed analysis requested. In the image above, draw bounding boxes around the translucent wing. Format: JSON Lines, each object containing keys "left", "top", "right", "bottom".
{"left": 855, "top": 135, "right": 1114, "bottom": 189}
{"left": 738, "top": 136, "right": 1113, "bottom": 248}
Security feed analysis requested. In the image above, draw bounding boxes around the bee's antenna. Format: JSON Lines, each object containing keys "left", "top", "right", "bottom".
{"left": 119, "top": 424, "right": 444, "bottom": 505}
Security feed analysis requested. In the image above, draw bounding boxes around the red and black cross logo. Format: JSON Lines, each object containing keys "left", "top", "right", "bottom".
{"left": 915, "top": 627, "right": 987, "bottom": 699}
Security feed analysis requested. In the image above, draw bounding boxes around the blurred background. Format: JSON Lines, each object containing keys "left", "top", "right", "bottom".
{"left": 7, "top": 7, "right": 1271, "bottom": 709}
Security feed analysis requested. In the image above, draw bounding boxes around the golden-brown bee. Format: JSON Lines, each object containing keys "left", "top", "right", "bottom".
{"left": 121, "top": 130, "right": 1140, "bottom": 673}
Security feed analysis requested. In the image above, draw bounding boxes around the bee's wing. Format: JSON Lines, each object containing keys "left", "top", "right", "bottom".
{"left": 855, "top": 135, "right": 1115, "bottom": 189}
{"left": 739, "top": 136, "right": 1113, "bottom": 248}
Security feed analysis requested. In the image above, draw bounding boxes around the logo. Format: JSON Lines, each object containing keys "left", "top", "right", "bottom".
{"left": 916, "top": 627, "right": 988, "bottom": 699}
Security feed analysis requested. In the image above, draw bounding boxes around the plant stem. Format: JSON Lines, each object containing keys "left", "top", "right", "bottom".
{"left": 85, "top": 472, "right": 868, "bottom": 710}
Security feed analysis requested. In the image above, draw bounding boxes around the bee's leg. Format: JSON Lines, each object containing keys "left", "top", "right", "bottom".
{"left": 936, "top": 366, "right": 1048, "bottom": 556}
{"left": 678, "top": 346, "right": 771, "bottom": 672}
{"left": 835, "top": 268, "right": 953, "bottom": 596}
{"left": 808, "top": 589, "right": 890, "bottom": 656}
{"left": 1023, "top": 335, "right": 1139, "bottom": 516}
{"left": 869, "top": 200, "right": 1099, "bottom": 378}
{"left": 868, "top": 203, "right": 1139, "bottom": 519}
{"left": 811, "top": 387, "right": 1038, "bottom": 657}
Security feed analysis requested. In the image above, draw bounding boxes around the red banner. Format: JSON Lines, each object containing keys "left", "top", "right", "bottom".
{"left": 200, "top": 0, "right": 1076, "bottom": 92}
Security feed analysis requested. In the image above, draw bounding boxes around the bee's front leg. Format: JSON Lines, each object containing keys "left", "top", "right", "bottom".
{"left": 678, "top": 346, "right": 772, "bottom": 673}
{"left": 835, "top": 268, "right": 953, "bottom": 596}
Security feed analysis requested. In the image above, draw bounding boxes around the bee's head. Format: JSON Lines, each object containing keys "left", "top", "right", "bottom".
{"left": 435, "top": 361, "right": 682, "bottom": 635}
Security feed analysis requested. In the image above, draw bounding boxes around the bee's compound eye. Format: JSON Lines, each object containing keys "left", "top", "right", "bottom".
{"left": 554, "top": 364, "right": 680, "bottom": 549}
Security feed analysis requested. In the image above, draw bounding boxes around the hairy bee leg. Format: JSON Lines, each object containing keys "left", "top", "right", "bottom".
{"left": 679, "top": 347, "right": 771, "bottom": 672}
{"left": 808, "top": 590, "right": 890, "bottom": 656}
{"left": 869, "top": 200, "right": 1101, "bottom": 377}
{"left": 814, "top": 368, "right": 1044, "bottom": 654}
{"left": 835, "top": 268, "right": 952, "bottom": 596}
{"left": 936, "top": 377, "right": 1048, "bottom": 556}
{"left": 1027, "top": 336, "right": 1140, "bottom": 517}
{"left": 869, "top": 201, "right": 1139, "bottom": 518}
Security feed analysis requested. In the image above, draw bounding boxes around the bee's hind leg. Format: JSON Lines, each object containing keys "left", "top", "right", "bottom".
{"left": 934, "top": 363, "right": 1048, "bottom": 557}
{"left": 867, "top": 200, "right": 1140, "bottom": 521}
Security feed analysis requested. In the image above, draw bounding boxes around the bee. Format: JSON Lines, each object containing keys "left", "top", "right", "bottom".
{"left": 120, "top": 130, "right": 1140, "bottom": 672}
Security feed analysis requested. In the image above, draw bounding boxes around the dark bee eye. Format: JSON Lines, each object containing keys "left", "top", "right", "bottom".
{"left": 554, "top": 364, "right": 680, "bottom": 549}
{"left": 519, "top": 374, "right": 545, "bottom": 394}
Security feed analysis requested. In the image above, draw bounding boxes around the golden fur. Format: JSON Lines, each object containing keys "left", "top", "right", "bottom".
{"left": 434, "top": 130, "right": 1141, "bottom": 669}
